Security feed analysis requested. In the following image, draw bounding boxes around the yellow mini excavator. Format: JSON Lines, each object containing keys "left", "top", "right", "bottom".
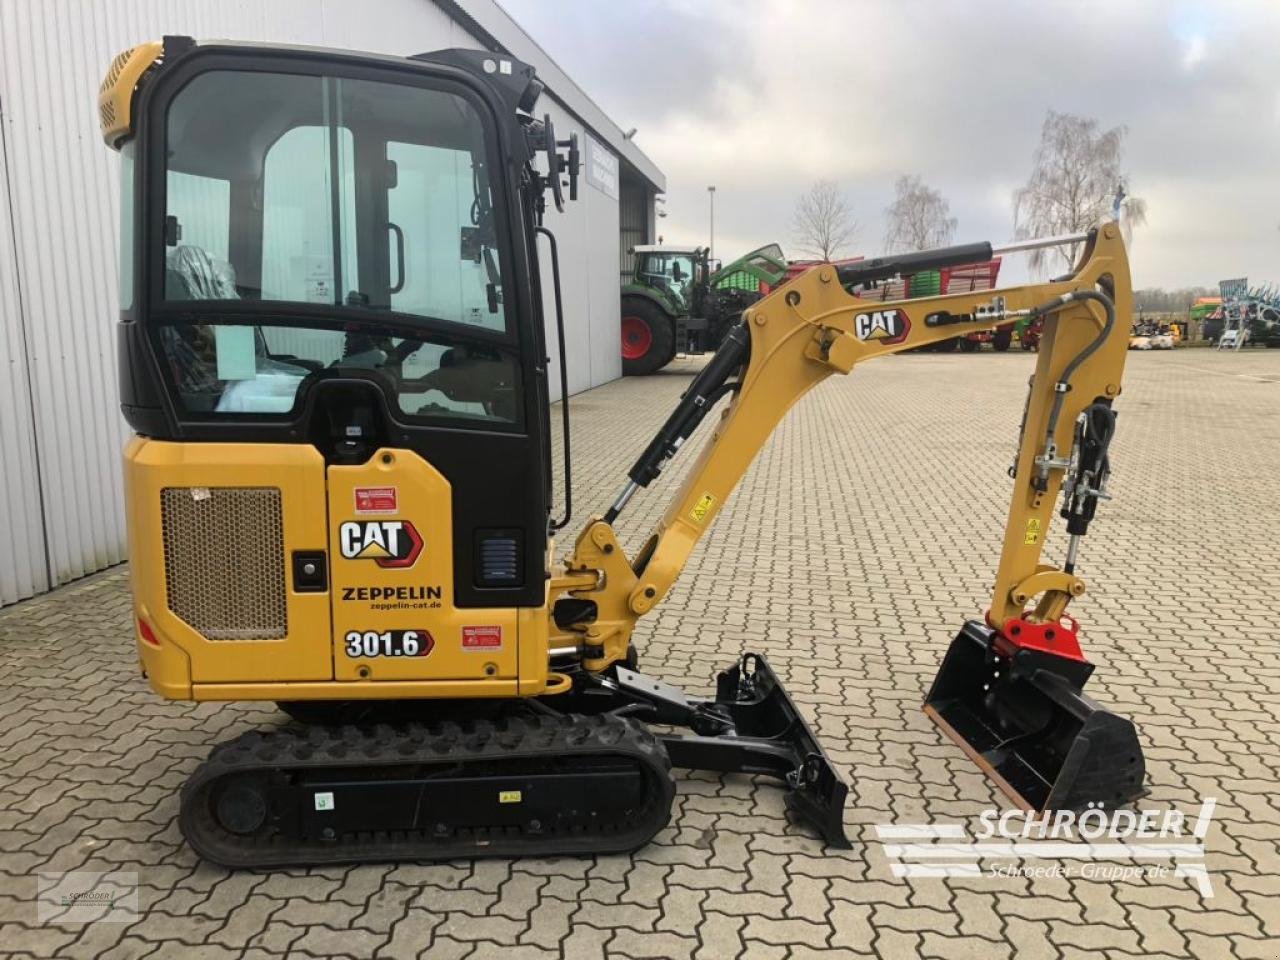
{"left": 101, "top": 37, "right": 1146, "bottom": 867}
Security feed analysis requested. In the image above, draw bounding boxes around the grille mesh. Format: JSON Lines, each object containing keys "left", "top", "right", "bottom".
{"left": 99, "top": 49, "right": 131, "bottom": 94}
{"left": 160, "top": 488, "right": 288, "bottom": 640}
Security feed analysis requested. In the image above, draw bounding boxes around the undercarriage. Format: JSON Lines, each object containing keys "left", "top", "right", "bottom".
{"left": 182, "top": 654, "right": 850, "bottom": 867}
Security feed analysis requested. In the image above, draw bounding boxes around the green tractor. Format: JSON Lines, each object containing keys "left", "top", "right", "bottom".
{"left": 620, "top": 243, "right": 787, "bottom": 375}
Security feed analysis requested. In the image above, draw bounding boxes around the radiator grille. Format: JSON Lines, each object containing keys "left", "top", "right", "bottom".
{"left": 160, "top": 487, "right": 288, "bottom": 640}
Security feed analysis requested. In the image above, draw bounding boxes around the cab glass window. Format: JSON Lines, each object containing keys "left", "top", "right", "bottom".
{"left": 162, "top": 70, "right": 507, "bottom": 332}
{"left": 155, "top": 320, "right": 518, "bottom": 424}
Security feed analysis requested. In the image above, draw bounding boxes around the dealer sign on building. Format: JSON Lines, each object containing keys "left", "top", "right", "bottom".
{"left": 586, "top": 135, "right": 618, "bottom": 200}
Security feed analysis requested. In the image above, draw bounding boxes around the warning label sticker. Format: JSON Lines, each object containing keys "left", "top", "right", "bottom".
{"left": 462, "top": 625, "right": 503, "bottom": 651}
{"left": 1023, "top": 517, "right": 1042, "bottom": 545}
{"left": 689, "top": 492, "right": 717, "bottom": 524}
{"left": 355, "top": 487, "right": 398, "bottom": 515}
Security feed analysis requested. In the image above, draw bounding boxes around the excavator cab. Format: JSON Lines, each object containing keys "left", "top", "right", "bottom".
{"left": 110, "top": 39, "right": 562, "bottom": 692}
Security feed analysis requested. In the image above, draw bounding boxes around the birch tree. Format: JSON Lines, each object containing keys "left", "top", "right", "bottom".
{"left": 792, "top": 180, "right": 858, "bottom": 261}
{"left": 1013, "top": 110, "right": 1147, "bottom": 272}
{"left": 884, "top": 175, "right": 958, "bottom": 252}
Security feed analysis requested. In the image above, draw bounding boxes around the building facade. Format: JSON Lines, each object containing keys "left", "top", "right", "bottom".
{"left": 0, "top": 0, "right": 663, "bottom": 605}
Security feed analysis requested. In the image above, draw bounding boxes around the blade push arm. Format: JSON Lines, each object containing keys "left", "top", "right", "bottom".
{"left": 556, "top": 224, "right": 1131, "bottom": 671}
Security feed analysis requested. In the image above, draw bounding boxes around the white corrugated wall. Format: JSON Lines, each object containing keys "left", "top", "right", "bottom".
{"left": 0, "top": 0, "right": 624, "bottom": 605}
{"left": 0, "top": 95, "right": 48, "bottom": 604}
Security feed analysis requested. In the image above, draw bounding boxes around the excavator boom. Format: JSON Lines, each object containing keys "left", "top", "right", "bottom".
{"left": 557, "top": 222, "right": 1145, "bottom": 814}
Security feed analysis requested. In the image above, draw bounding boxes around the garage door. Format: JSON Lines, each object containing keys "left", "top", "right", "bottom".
{"left": 619, "top": 175, "right": 649, "bottom": 283}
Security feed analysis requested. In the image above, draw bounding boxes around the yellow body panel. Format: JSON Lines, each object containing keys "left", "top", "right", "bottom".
{"left": 126, "top": 439, "right": 333, "bottom": 693}
{"left": 98, "top": 42, "right": 163, "bottom": 147}
{"left": 125, "top": 439, "right": 550, "bottom": 702}
{"left": 326, "top": 450, "right": 521, "bottom": 684}
{"left": 192, "top": 679, "right": 519, "bottom": 702}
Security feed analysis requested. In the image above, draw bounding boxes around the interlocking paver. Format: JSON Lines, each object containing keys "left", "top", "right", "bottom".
{"left": 1, "top": 350, "right": 1277, "bottom": 958}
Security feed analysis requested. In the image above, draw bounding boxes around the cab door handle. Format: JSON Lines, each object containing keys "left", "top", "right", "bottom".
{"left": 388, "top": 222, "right": 406, "bottom": 295}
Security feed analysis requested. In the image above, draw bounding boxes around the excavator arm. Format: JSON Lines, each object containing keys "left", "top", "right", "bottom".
{"left": 559, "top": 223, "right": 1129, "bottom": 662}
{"left": 553, "top": 222, "right": 1145, "bottom": 815}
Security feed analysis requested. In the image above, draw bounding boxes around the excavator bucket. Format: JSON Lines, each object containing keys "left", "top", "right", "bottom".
{"left": 924, "top": 621, "right": 1146, "bottom": 811}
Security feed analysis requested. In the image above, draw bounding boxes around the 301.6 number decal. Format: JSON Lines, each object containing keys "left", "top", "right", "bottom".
{"left": 343, "top": 629, "right": 434, "bottom": 659}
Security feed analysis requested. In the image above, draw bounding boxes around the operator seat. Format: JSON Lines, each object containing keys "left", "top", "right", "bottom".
{"left": 160, "top": 245, "right": 309, "bottom": 413}
{"left": 165, "top": 244, "right": 239, "bottom": 300}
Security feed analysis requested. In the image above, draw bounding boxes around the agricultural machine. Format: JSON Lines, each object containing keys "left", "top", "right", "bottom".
{"left": 1129, "top": 318, "right": 1177, "bottom": 350}
{"left": 620, "top": 244, "right": 787, "bottom": 375}
{"left": 1215, "top": 278, "right": 1280, "bottom": 349}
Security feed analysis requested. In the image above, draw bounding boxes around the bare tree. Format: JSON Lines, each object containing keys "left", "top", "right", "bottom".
{"left": 1134, "top": 286, "right": 1216, "bottom": 313}
{"left": 1013, "top": 110, "right": 1147, "bottom": 272}
{"left": 884, "top": 175, "right": 957, "bottom": 252}
{"left": 792, "top": 180, "right": 858, "bottom": 261}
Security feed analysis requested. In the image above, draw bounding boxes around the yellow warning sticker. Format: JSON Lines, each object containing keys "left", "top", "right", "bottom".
{"left": 498, "top": 790, "right": 522, "bottom": 804}
{"left": 689, "top": 492, "right": 717, "bottom": 524}
{"left": 1023, "top": 518, "right": 1041, "bottom": 545}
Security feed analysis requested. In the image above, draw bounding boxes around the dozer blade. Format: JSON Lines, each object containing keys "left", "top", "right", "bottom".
{"left": 657, "top": 653, "right": 852, "bottom": 848}
{"left": 924, "top": 620, "right": 1146, "bottom": 811}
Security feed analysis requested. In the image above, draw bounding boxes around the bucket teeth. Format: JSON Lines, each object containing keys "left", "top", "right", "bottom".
{"left": 925, "top": 620, "right": 1147, "bottom": 811}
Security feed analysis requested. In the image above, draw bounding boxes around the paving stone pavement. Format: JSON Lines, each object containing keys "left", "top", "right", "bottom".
{"left": 2, "top": 349, "right": 1279, "bottom": 959}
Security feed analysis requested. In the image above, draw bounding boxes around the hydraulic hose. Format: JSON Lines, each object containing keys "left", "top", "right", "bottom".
{"left": 1032, "top": 289, "right": 1116, "bottom": 461}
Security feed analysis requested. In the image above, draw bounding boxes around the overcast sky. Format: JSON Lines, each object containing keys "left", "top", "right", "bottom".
{"left": 500, "top": 0, "right": 1280, "bottom": 290}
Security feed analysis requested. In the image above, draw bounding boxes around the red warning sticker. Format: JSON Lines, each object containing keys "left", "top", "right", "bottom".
{"left": 462, "top": 625, "right": 503, "bottom": 651}
{"left": 354, "top": 486, "right": 398, "bottom": 515}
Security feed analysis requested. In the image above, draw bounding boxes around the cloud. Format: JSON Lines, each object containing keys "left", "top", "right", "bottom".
{"left": 502, "top": 0, "right": 1280, "bottom": 288}
{"left": 1182, "top": 35, "right": 1208, "bottom": 70}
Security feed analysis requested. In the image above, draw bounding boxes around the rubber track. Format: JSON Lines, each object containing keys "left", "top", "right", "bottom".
{"left": 180, "top": 713, "right": 675, "bottom": 868}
